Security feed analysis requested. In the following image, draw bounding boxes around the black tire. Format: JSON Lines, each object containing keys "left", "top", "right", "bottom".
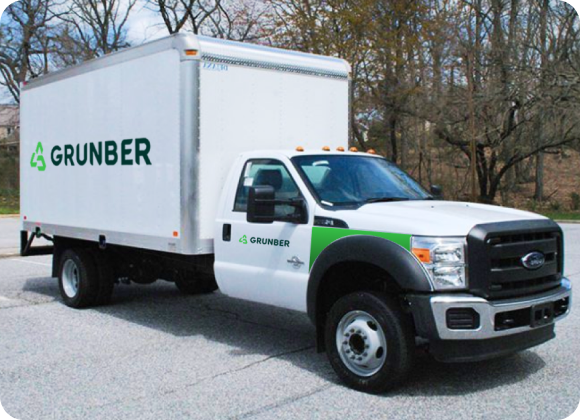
{"left": 58, "top": 248, "right": 99, "bottom": 308}
{"left": 89, "top": 249, "right": 115, "bottom": 306}
{"left": 175, "top": 273, "right": 218, "bottom": 295}
{"left": 324, "top": 291, "right": 415, "bottom": 393}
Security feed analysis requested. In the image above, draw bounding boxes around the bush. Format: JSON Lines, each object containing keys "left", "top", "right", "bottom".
{"left": 571, "top": 192, "right": 580, "bottom": 211}
{"left": 0, "top": 148, "right": 19, "bottom": 191}
{"left": 0, "top": 148, "right": 19, "bottom": 213}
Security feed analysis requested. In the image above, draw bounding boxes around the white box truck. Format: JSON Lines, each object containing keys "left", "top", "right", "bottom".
{"left": 20, "top": 33, "right": 571, "bottom": 393}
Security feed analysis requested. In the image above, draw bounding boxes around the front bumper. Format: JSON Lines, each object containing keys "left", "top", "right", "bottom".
{"left": 408, "top": 278, "right": 571, "bottom": 361}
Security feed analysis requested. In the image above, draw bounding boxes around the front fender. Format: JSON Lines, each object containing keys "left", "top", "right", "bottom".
{"left": 306, "top": 233, "right": 433, "bottom": 324}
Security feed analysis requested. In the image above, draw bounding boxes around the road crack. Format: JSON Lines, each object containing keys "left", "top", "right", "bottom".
{"left": 231, "top": 384, "right": 333, "bottom": 419}
{"left": 85, "top": 345, "right": 316, "bottom": 411}
{"left": 166, "top": 345, "right": 315, "bottom": 394}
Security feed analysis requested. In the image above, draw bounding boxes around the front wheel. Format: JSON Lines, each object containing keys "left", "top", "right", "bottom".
{"left": 325, "top": 291, "right": 415, "bottom": 393}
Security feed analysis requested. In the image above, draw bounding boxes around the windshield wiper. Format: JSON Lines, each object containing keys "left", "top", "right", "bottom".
{"left": 363, "top": 197, "right": 411, "bottom": 204}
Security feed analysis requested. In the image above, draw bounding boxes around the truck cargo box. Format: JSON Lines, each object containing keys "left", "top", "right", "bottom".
{"left": 21, "top": 33, "right": 350, "bottom": 255}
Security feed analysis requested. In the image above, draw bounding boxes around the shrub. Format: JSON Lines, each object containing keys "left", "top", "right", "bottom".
{"left": 571, "top": 192, "right": 580, "bottom": 211}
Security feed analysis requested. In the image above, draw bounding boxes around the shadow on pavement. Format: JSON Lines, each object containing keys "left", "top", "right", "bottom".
{"left": 23, "top": 276, "right": 546, "bottom": 396}
{"left": 395, "top": 350, "right": 546, "bottom": 396}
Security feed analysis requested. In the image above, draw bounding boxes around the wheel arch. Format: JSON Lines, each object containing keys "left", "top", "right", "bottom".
{"left": 306, "top": 235, "right": 433, "bottom": 350}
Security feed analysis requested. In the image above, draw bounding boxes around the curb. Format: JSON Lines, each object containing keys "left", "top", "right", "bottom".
{"left": 0, "top": 214, "right": 19, "bottom": 219}
{"left": 0, "top": 253, "right": 19, "bottom": 260}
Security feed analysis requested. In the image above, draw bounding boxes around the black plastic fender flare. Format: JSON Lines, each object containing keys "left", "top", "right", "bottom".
{"left": 306, "top": 234, "right": 433, "bottom": 325}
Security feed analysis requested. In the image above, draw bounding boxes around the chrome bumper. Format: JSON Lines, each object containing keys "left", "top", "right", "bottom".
{"left": 429, "top": 278, "right": 571, "bottom": 340}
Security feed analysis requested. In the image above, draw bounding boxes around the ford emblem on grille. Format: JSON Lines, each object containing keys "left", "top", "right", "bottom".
{"left": 521, "top": 252, "right": 545, "bottom": 270}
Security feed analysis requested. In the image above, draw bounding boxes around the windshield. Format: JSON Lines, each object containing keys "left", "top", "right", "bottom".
{"left": 292, "top": 155, "right": 431, "bottom": 207}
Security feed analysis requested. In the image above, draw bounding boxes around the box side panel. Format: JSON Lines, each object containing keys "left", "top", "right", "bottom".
{"left": 20, "top": 49, "right": 183, "bottom": 253}
{"left": 198, "top": 64, "right": 349, "bottom": 244}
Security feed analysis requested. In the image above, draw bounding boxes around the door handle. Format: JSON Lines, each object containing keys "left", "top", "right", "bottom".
{"left": 222, "top": 224, "right": 231, "bottom": 242}
{"left": 287, "top": 256, "right": 305, "bottom": 268}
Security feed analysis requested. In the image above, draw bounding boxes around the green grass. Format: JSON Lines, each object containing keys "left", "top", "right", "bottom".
{"left": 0, "top": 188, "right": 19, "bottom": 215}
{"left": 541, "top": 211, "right": 580, "bottom": 221}
{"left": 0, "top": 206, "right": 19, "bottom": 215}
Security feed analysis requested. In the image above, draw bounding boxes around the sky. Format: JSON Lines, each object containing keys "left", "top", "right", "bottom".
{"left": 124, "top": 0, "right": 169, "bottom": 44}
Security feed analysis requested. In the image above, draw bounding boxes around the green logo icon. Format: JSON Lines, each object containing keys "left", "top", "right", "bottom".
{"left": 239, "top": 235, "right": 247, "bottom": 244}
{"left": 30, "top": 142, "right": 46, "bottom": 171}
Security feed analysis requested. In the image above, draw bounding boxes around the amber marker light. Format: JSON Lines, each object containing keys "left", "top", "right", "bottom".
{"left": 412, "top": 248, "right": 431, "bottom": 263}
{"left": 349, "top": 147, "right": 358, "bottom": 152}
{"left": 173, "top": 231, "right": 179, "bottom": 238}
{"left": 367, "top": 149, "right": 377, "bottom": 155}
{"left": 322, "top": 146, "right": 331, "bottom": 151}
{"left": 296, "top": 146, "right": 305, "bottom": 152}
{"left": 336, "top": 147, "right": 345, "bottom": 152}
{"left": 184, "top": 50, "right": 198, "bottom": 56}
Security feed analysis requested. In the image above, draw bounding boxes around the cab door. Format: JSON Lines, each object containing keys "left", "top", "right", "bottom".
{"left": 214, "top": 158, "right": 313, "bottom": 312}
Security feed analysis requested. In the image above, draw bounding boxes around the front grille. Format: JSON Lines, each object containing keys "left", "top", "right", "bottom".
{"left": 467, "top": 220, "right": 563, "bottom": 300}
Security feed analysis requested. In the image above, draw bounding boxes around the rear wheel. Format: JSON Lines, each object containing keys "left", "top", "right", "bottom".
{"left": 325, "top": 291, "right": 415, "bottom": 393}
{"left": 58, "top": 249, "right": 99, "bottom": 308}
{"left": 175, "top": 273, "right": 218, "bottom": 295}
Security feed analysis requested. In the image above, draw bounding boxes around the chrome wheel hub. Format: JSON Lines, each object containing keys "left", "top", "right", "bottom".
{"left": 336, "top": 310, "right": 387, "bottom": 377}
{"left": 62, "top": 259, "right": 80, "bottom": 298}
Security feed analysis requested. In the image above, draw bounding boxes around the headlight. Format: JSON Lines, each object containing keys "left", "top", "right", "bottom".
{"left": 411, "top": 236, "right": 467, "bottom": 290}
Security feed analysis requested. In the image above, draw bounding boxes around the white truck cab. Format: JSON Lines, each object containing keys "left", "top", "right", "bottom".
{"left": 19, "top": 33, "right": 571, "bottom": 393}
{"left": 211, "top": 148, "right": 571, "bottom": 391}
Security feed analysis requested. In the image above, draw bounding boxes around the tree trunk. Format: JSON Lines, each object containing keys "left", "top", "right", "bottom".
{"left": 534, "top": 0, "right": 549, "bottom": 201}
{"left": 534, "top": 152, "right": 544, "bottom": 201}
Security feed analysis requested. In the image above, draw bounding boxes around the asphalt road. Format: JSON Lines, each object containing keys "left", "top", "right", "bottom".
{"left": 0, "top": 220, "right": 579, "bottom": 420}
{"left": 0, "top": 217, "right": 21, "bottom": 256}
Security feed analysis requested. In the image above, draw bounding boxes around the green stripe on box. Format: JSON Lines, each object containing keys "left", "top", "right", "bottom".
{"left": 309, "top": 227, "right": 412, "bottom": 270}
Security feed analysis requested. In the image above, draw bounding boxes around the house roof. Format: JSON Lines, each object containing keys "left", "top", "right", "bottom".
{"left": 0, "top": 105, "right": 19, "bottom": 127}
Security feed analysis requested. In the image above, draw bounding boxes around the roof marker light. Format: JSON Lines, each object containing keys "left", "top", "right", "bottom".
{"left": 185, "top": 50, "right": 198, "bottom": 56}
{"left": 322, "top": 146, "right": 330, "bottom": 151}
{"left": 336, "top": 147, "right": 345, "bottom": 152}
{"left": 368, "top": 149, "right": 377, "bottom": 155}
{"left": 349, "top": 147, "right": 358, "bottom": 152}
{"left": 296, "top": 146, "right": 304, "bottom": 152}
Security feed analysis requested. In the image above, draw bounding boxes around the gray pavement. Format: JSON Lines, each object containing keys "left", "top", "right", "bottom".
{"left": 0, "top": 222, "right": 579, "bottom": 420}
{"left": 0, "top": 216, "right": 21, "bottom": 256}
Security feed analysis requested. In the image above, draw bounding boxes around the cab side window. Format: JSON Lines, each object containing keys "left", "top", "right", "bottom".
{"left": 234, "top": 159, "right": 302, "bottom": 218}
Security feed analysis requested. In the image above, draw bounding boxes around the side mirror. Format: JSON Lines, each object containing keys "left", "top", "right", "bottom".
{"left": 430, "top": 185, "right": 443, "bottom": 200}
{"left": 247, "top": 185, "right": 276, "bottom": 224}
{"left": 247, "top": 185, "right": 308, "bottom": 224}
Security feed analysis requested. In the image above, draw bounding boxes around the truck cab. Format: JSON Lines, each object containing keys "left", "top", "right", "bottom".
{"left": 214, "top": 148, "right": 572, "bottom": 393}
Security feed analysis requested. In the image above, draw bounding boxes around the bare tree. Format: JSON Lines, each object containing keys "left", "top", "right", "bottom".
{"left": 407, "top": 0, "right": 580, "bottom": 202}
{"left": 0, "top": 0, "right": 61, "bottom": 103}
{"left": 146, "top": 0, "right": 221, "bottom": 34}
{"left": 206, "top": 0, "right": 275, "bottom": 42}
{"left": 59, "top": 0, "right": 137, "bottom": 58}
